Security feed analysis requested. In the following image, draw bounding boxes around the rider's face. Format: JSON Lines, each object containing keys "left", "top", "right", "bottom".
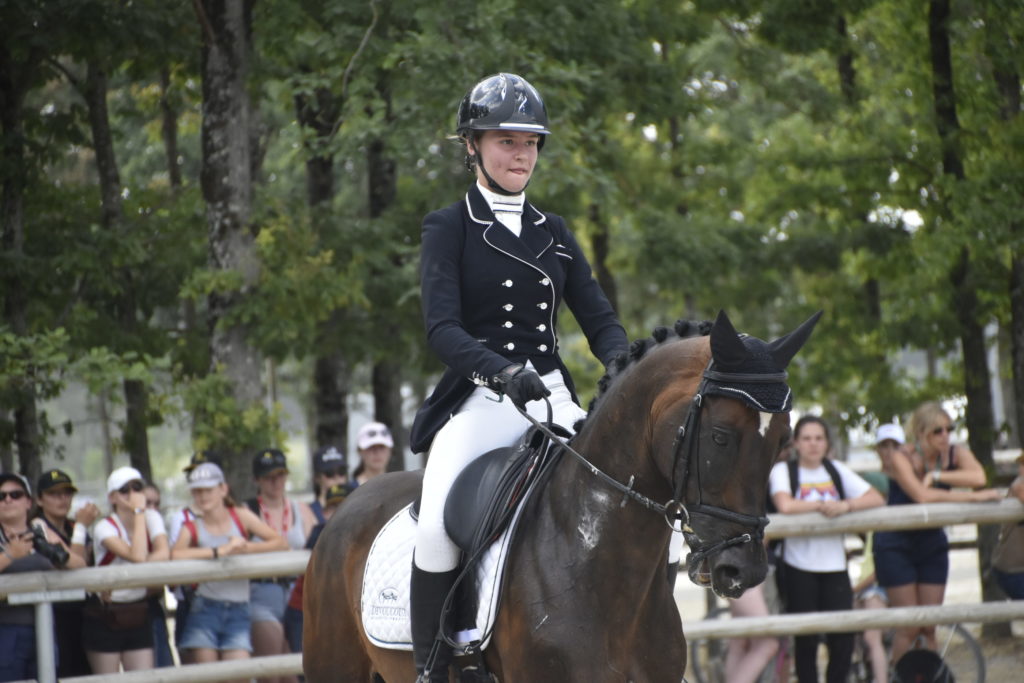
{"left": 471, "top": 130, "right": 540, "bottom": 194}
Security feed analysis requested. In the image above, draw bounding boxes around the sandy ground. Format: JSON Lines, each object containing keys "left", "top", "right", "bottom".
{"left": 675, "top": 531, "right": 1023, "bottom": 682}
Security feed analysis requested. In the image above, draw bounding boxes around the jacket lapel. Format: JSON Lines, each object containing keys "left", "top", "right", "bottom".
{"left": 465, "top": 185, "right": 554, "bottom": 263}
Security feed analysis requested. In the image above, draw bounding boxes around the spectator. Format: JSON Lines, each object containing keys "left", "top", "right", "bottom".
{"left": 873, "top": 401, "right": 1000, "bottom": 663}
{"left": 991, "top": 451, "right": 1024, "bottom": 599}
{"left": 769, "top": 415, "right": 885, "bottom": 683}
{"left": 167, "top": 450, "right": 224, "bottom": 665}
{"left": 849, "top": 424, "right": 902, "bottom": 683}
{"left": 140, "top": 482, "right": 174, "bottom": 667}
{"left": 284, "top": 482, "right": 350, "bottom": 655}
{"left": 246, "top": 448, "right": 313, "bottom": 683}
{"left": 84, "top": 466, "right": 170, "bottom": 674}
{"left": 1, "top": 472, "right": 69, "bottom": 682}
{"left": 31, "top": 469, "right": 98, "bottom": 677}
{"left": 172, "top": 463, "right": 287, "bottom": 675}
{"left": 724, "top": 581, "right": 780, "bottom": 683}
{"left": 350, "top": 422, "right": 393, "bottom": 488}
{"left": 309, "top": 445, "right": 347, "bottom": 524}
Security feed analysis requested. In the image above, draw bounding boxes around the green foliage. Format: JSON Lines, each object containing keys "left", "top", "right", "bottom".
{"left": 180, "top": 370, "right": 285, "bottom": 456}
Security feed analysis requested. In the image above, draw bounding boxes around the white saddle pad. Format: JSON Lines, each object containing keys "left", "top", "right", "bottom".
{"left": 360, "top": 502, "right": 520, "bottom": 652}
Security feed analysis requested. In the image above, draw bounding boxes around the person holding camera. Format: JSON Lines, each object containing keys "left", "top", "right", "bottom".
{"left": 30, "top": 469, "right": 99, "bottom": 677}
{"left": 84, "top": 466, "right": 169, "bottom": 674}
{"left": 1, "top": 472, "right": 68, "bottom": 682}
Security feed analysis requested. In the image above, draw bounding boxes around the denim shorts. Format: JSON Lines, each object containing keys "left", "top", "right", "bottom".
{"left": 249, "top": 581, "right": 289, "bottom": 623}
{"left": 178, "top": 595, "right": 252, "bottom": 652}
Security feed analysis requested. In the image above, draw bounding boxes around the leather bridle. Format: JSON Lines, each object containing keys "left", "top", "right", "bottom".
{"left": 512, "top": 361, "right": 783, "bottom": 571}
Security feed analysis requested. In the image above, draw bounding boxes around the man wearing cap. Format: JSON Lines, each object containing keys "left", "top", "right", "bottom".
{"left": 351, "top": 422, "right": 394, "bottom": 488}
{"left": 1, "top": 473, "right": 62, "bottom": 681}
{"left": 246, "top": 449, "right": 314, "bottom": 680}
{"left": 31, "top": 469, "right": 98, "bottom": 677}
{"left": 310, "top": 446, "right": 348, "bottom": 525}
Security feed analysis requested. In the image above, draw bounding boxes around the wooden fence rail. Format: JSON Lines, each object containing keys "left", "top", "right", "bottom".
{"left": 2, "top": 498, "right": 1021, "bottom": 683}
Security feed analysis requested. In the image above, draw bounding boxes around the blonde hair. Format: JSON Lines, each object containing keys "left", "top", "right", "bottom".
{"left": 908, "top": 401, "right": 951, "bottom": 442}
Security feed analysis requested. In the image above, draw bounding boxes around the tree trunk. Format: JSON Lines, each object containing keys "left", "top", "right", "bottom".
{"left": 199, "top": 0, "right": 263, "bottom": 499}
{"left": 929, "top": 0, "right": 1005, "bottom": 635}
{"left": 372, "top": 360, "right": 405, "bottom": 472}
{"left": 84, "top": 61, "right": 154, "bottom": 480}
{"left": 295, "top": 84, "right": 349, "bottom": 457}
{"left": 587, "top": 203, "right": 619, "bottom": 314}
{"left": 159, "top": 67, "right": 182, "bottom": 189}
{"left": 123, "top": 379, "right": 152, "bottom": 482}
{"left": 1011, "top": 254, "right": 1024, "bottom": 447}
{"left": 1, "top": 45, "right": 43, "bottom": 483}
{"left": 984, "top": 5, "right": 1023, "bottom": 450}
{"left": 313, "top": 351, "right": 349, "bottom": 449}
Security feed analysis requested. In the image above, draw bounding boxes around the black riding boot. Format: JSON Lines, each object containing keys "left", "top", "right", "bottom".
{"left": 411, "top": 565, "right": 459, "bottom": 682}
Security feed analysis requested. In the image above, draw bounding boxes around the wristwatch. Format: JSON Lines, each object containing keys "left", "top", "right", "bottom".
{"left": 133, "top": 507, "right": 145, "bottom": 515}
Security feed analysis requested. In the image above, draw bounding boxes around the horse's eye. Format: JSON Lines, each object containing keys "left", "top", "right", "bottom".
{"left": 711, "top": 427, "right": 730, "bottom": 446}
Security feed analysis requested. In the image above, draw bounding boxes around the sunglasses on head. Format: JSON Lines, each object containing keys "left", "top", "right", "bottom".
{"left": 0, "top": 490, "right": 28, "bottom": 502}
{"left": 118, "top": 480, "right": 145, "bottom": 495}
{"left": 364, "top": 428, "right": 390, "bottom": 438}
{"left": 932, "top": 425, "right": 954, "bottom": 435}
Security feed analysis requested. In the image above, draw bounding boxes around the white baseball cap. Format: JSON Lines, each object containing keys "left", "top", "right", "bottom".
{"left": 188, "top": 462, "right": 226, "bottom": 489}
{"left": 875, "top": 423, "right": 905, "bottom": 445}
{"left": 357, "top": 422, "right": 394, "bottom": 450}
{"left": 107, "top": 466, "right": 145, "bottom": 494}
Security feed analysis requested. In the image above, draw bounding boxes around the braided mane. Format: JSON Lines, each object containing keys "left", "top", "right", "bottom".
{"left": 575, "top": 318, "right": 712, "bottom": 431}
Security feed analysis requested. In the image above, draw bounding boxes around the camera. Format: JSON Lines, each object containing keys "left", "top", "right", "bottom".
{"left": 30, "top": 526, "right": 70, "bottom": 568}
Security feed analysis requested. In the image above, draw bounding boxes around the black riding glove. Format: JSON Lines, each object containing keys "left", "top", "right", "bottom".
{"left": 490, "top": 364, "right": 551, "bottom": 410}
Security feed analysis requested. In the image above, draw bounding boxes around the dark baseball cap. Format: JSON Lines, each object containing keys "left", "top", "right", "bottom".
{"left": 252, "top": 448, "right": 289, "bottom": 478}
{"left": 184, "top": 450, "right": 224, "bottom": 473}
{"left": 313, "top": 445, "right": 346, "bottom": 474}
{"left": 37, "top": 469, "right": 79, "bottom": 495}
{"left": 0, "top": 472, "right": 32, "bottom": 496}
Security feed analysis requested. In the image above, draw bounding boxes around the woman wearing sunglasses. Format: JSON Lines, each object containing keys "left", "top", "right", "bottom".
{"left": 873, "top": 402, "right": 1000, "bottom": 663}
{"left": 84, "top": 466, "right": 170, "bottom": 674}
{"left": 1, "top": 473, "right": 64, "bottom": 682}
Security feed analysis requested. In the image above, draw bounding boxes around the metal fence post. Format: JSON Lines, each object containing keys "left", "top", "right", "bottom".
{"left": 34, "top": 600, "right": 56, "bottom": 683}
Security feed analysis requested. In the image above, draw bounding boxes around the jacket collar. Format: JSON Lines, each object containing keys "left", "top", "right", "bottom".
{"left": 465, "top": 184, "right": 553, "bottom": 260}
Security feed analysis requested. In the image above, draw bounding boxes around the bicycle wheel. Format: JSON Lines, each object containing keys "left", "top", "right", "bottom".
{"left": 933, "top": 623, "right": 985, "bottom": 683}
{"left": 688, "top": 607, "right": 730, "bottom": 683}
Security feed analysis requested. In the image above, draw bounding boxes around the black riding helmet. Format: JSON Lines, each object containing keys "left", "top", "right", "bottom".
{"left": 457, "top": 73, "right": 550, "bottom": 195}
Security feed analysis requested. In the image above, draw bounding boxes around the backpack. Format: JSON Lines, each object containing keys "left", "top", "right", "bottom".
{"left": 97, "top": 514, "right": 153, "bottom": 567}
{"left": 181, "top": 506, "right": 247, "bottom": 547}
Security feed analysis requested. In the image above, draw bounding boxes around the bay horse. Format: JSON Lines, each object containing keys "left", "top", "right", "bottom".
{"left": 303, "top": 310, "right": 821, "bottom": 682}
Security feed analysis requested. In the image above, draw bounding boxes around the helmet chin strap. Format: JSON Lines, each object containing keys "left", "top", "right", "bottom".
{"left": 470, "top": 140, "right": 529, "bottom": 197}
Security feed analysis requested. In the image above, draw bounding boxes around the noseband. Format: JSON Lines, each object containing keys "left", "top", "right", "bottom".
{"left": 512, "top": 362, "right": 781, "bottom": 568}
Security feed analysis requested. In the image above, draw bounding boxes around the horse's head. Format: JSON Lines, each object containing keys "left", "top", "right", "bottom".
{"left": 666, "top": 310, "right": 822, "bottom": 598}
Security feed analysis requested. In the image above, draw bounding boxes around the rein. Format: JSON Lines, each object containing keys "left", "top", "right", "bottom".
{"left": 513, "top": 362, "right": 779, "bottom": 566}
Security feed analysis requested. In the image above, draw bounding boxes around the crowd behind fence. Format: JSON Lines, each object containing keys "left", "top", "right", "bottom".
{"left": 2, "top": 498, "right": 1022, "bottom": 682}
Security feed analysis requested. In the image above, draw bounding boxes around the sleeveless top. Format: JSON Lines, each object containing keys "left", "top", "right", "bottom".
{"left": 876, "top": 446, "right": 958, "bottom": 549}
{"left": 887, "top": 445, "right": 958, "bottom": 505}
{"left": 192, "top": 515, "right": 250, "bottom": 603}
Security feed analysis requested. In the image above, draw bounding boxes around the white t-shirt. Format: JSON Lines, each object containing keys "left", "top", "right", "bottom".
{"left": 768, "top": 459, "right": 871, "bottom": 573}
{"left": 92, "top": 509, "right": 168, "bottom": 602}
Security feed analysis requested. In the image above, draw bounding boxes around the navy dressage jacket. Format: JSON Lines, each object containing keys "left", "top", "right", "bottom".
{"left": 409, "top": 184, "right": 627, "bottom": 453}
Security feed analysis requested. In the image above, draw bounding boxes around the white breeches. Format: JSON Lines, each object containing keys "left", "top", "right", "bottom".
{"left": 414, "top": 365, "right": 586, "bottom": 573}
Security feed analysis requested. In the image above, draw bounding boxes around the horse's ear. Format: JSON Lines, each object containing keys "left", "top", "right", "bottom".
{"left": 709, "top": 310, "right": 749, "bottom": 367}
{"left": 768, "top": 310, "right": 823, "bottom": 368}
